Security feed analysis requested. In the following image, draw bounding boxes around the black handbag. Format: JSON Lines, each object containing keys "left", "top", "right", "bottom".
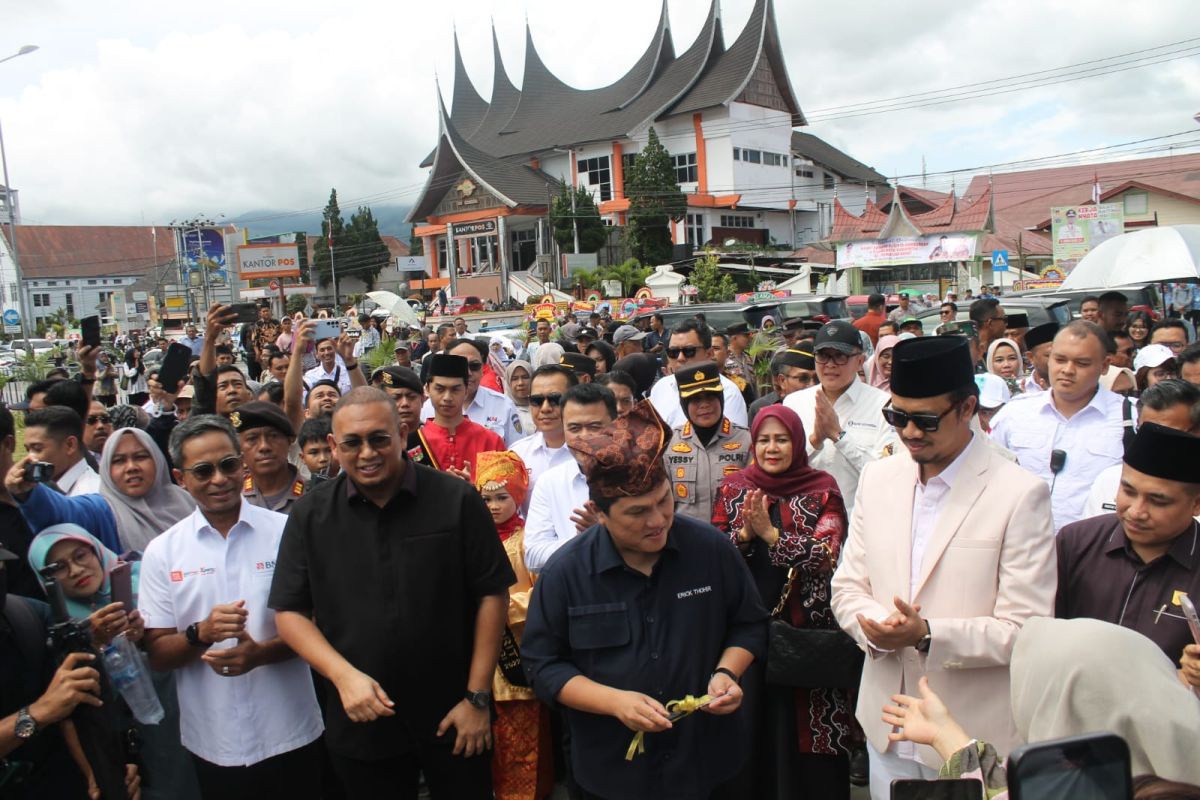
{"left": 764, "top": 566, "right": 865, "bottom": 690}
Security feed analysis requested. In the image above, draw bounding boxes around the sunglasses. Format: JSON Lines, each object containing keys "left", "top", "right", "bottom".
{"left": 667, "top": 346, "right": 700, "bottom": 359}
{"left": 180, "top": 455, "right": 243, "bottom": 481}
{"left": 528, "top": 393, "right": 563, "bottom": 408}
{"left": 466, "top": 361, "right": 484, "bottom": 372}
{"left": 86, "top": 414, "right": 111, "bottom": 425}
{"left": 336, "top": 433, "right": 394, "bottom": 454}
{"left": 882, "top": 403, "right": 959, "bottom": 432}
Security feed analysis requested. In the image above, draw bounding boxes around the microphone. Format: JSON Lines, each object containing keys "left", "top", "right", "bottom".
{"left": 1050, "top": 449, "right": 1066, "bottom": 494}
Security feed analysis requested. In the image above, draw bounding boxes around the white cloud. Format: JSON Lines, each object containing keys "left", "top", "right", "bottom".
{"left": 2, "top": 0, "right": 1198, "bottom": 225}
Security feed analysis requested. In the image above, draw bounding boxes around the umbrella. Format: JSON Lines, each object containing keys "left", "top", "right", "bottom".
{"left": 1060, "top": 225, "right": 1200, "bottom": 290}
{"left": 365, "top": 290, "right": 422, "bottom": 328}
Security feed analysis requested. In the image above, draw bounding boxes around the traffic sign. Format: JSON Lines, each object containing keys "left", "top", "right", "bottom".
{"left": 269, "top": 280, "right": 280, "bottom": 291}
{"left": 2, "top": 309, "right": 19, "bottom": 326}
{"left": 992, "top": 250, "right": 1010, "bottom": 272}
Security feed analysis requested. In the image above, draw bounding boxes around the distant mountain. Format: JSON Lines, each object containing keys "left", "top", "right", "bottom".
{"left": 229, "top": 204, "right": 413, "bottom": 243}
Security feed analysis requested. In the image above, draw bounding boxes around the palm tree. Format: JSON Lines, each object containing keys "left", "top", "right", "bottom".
{"left": 600, "top": 259, "right": 652, "bottom": 297}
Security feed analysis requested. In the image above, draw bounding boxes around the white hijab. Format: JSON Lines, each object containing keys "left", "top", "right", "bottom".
{"left": 1012, "top": 617, "right": 1200, "bottom": 785}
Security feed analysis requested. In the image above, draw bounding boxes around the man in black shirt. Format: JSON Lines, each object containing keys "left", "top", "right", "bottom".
{"left": 521, "top": 401, "right": 767, "bottom": 800}
{"left": 270, "top": 386, "right": 515, "bottom": 800}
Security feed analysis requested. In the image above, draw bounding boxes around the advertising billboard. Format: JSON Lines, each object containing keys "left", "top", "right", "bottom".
{"left": 1051, "top": 204, "right": 1123, "bottom": 274}
{"left": 181, "top": 227, "right": 229, "bottom": 287}
{"left": 837, "top": 234, "right": 978, "bottom": 268}
{"left": 236, "top": 243, "right": 301, "bottom": 280}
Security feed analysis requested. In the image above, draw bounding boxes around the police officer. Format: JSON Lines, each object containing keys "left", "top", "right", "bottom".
{"left": 723, "top": 323, "right": 755, "bottom": 384}
{"left": 230, "top": 401, "right": 307, "bottom": 514}
{"left": 666, "top": 362, "right": 752, "bottom": 523}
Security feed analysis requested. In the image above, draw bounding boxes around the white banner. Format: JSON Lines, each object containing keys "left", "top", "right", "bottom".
{"left": 236, "top": 244, "right": 301, "bottom": 279}
{"left": 837, "top": 234, "right": 979, "bottom": 268}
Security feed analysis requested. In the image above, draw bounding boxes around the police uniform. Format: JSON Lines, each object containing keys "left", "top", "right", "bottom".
{"left": 723, "top": 323, "right": 755, "bottom": 384}
{"left": 666, "top": 362, "right": 753, "bottom": 524}
{"left": 229, "top": 402, "right": 306, "bottom": 515}
{"left": 666, "top": 418, "right": 751, "bottom": 523}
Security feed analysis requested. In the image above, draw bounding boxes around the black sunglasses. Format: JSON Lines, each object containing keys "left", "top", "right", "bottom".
{"left": 667, "top": 346, "right": 700, "bottom": 359}
{"left": 528, "top": 393, "right": 563, "bottom": 408}
{"left": 180, "top": 455, "right": 243, "bottom": 481}
{"left": 86, "top": 414, "right": 111, "bottom": 425}
{"left": 882, "top": 403, "right": 960, "bottom": 433}
{"left": 466, "top": 361, "right": 484, "bottom": 372}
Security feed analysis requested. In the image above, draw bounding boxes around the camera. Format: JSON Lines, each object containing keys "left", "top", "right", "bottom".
{"left": 24, "top": 461, "right": 54, "bottom": 483}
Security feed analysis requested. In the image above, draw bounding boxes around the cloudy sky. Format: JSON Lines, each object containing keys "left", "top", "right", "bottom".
{"left": 3, "top": 0, "right": 1199, "bottom": 230}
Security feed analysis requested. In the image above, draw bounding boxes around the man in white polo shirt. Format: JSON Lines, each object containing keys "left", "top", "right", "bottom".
{"left": 139, "top": 414, "right": 323, "bottom": 798}
{"left": 523, "top": 383, "right": 615, "bottom": 572}
{"left": 784, "top": 321, "right": 897, "bottom": 512}
{"left": 509, "top": 365, "right": 578, "bottom": 504}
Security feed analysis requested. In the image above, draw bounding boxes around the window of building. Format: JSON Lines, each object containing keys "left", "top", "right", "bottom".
{"left": 763, "top": 152, "right": 786, "bottom": 167}
{"left": 686, "top": 213, "right": 705, "bottom": 246}
{"left": 744, "top": 149, "right": 762, "bottom": 164}
{"left": 33, "top": 293, "right": 50, "bottom": 307}
{"left": 796, "top": 169, "right": 814, "bottom": 179}
{"left": 673, "top": 153, "right": 698, "bottom": 184}
{"left": 720, "top": 215, "right": 755, "bottom": 228}
{"left": 1124, "top": 191, "right": 1149, "bottom": 215}
{"left": 577, "top": 156, "right": 612, "bottom": 202}
{"left": 87, "top": 279, "right": 97, "bottom": 285}
{"left": 97, "top": 291, "right": 112, "bottom": 308}
{"left": 46, "top": 281, "right": 56, "bottom": 287}
{"left": 64, "top": 294, "right": 74, "bottom": 318}
{"left": 823, "top": 173, "right": 837, "bottom": 190}
{"left": 622, "top": 153, "right": 638, "bottom": 174}
{"left": 733, "top": 147, "right": 741, "bottom": 161}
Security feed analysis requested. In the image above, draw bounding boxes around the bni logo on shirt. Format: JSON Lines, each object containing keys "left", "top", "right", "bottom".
{"left": 255, "top": 560, "right": 276, "bottom": 573}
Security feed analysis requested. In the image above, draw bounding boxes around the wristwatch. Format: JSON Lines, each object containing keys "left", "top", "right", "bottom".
{"left": 185, "top": 622, "right": 208, "bottom": 647}
{"left": 15, "top": 706, "right": 38, "bottom": 740}
{"left": 465, "top": 690, "right": 492, "bottom": 710}
{"left": 915, "top": 620, "right": 932, "bottom": 654}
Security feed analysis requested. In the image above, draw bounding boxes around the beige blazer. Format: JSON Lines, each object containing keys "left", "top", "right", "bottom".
{"left": 831, "top": 437, "right": 1056, "bottom": 769}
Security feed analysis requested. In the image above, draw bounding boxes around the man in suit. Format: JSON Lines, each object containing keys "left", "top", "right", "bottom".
{"left": 831, "top": 336, "right": 1057, "bottom": 799}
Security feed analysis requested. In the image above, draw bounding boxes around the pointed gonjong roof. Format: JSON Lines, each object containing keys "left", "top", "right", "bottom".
{"left": 424, "top": 0, "right": 803, "bottom": 163}
{"left": 408, "top": 93, "right": 563, "bottom": 223}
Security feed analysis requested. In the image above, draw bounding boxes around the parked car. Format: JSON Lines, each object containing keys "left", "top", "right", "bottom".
{"left": 437, "top": 295, "right": 484, "bottom": 316}
{"left": 630, "top": 302, "right": 749, "bottom": 335}
{"left": 916, "top": 296, "right": 1073, "bottom": 336}
{"left": 742, "top": 295, "right": 850, "bottom": 328}
{"left": 1005, "top": 285, "right": 1161, "bottom": 318}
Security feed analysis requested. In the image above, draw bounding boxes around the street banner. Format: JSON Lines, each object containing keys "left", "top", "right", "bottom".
{"left": 837, "top": 234, "right": 978, "bottom": 268}
{"left": 1051, "top": 204, "right": 1123, "bottom": 274}
{"left": 236, "top": 243, "right": 301, "bottom": 280}
{"left": 182, "top": 227, "right": 229, "bottom": 287}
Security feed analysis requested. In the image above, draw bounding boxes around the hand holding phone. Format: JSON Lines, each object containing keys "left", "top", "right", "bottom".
{"left": 109, "top": 562, "right": 134, "bottom": 610}
{"left": 1180, "top": 593, "right": 1200, "bottom": 645}
{"left": 81, "top": 315, "right": 101, "bottom": 348}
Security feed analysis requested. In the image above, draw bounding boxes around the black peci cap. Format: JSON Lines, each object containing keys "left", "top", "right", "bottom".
{"left": 1124, "top": 422, "right": 1200, "bottom": 484}
{"left": 890, "top": 336, "right": 975, "bottom": 398}
{"left": 427, "top": 354, "right": 470, "bottom": 381}
{"left": 1025, "top": 322, "right": 1060, "bottom": 350}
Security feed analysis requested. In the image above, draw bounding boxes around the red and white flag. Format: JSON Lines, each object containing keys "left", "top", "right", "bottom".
{"left": 1091, "top": 172, "right": 1101, "bottom": 204}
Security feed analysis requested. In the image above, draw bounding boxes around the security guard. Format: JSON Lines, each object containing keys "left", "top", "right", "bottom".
{"left": 723, "top": 322, "right": 755, "bottom": 384}
{"left": 230, "top": 401, "right": 307, "bottom": 514}
{"left": 666, "top": 361, "right": 752, "bottom": 523}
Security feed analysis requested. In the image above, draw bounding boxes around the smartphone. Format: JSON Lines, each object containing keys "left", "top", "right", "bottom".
{"left": 23, "top": 461, "right": 54, "bottom": 483}
{"left": 81, "top": 315, "right": 101, "bottom": 348}
{"left": 1008, "top": 733, "right": 1132, "bottom": 800}
{"left": 891, "top": 779, "right": 983, "bottom": 800}
{"left": 313, "top": 320, "right": 342, "bottom": 342}
{"left": 227, "top": 302, "right": 261, "bottom": 325}
{"left": 109, "top": 562, "right": 134, "bottom": 610}
{"left": 157, "top": 342, "right": 193, "bottom": 394}
{"left": 1181, "top": 593, "right": 1200, "bottom": 644}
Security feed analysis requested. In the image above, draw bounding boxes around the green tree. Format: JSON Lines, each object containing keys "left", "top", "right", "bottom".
{"left": 550, "top": 184, "right": 608, "bottom": 253}
{"left": 571, "top": 267, "right": 602, "bottom": 291}
{"left": 409, "top": 235, "right": 424, "bottom": 256}
{"left": 341, "top": 207, "right": 392, "bottom": 291}
{"left": 625, "top": 127, "right": 687, "bottom": 265}
{"left": 689, "top": 248, "right": 736, "bottom": 302}
{"left": 312, "top": 189, "right": 347, "bottom": 290}
{"left": 285, "top": 294, "right": 308, "bottom": 316}
{"left": 600, "top": 258, "right": 652, "bottom": 296}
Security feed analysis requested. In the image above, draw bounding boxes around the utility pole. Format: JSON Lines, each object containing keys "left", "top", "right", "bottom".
{"left": 0, "top": 118, "right": 31, "bottom": 347}
{"left": 328, "top": 206, "right": 340, "bottom": 311}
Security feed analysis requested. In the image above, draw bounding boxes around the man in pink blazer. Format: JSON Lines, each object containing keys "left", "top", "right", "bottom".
{"left": 831, "top": 336, "right": 1056, "bottom": 799}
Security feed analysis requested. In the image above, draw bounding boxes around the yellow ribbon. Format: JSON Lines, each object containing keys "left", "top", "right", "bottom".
{"left": 624, "top": 694, "right": 711, "bottom": 761}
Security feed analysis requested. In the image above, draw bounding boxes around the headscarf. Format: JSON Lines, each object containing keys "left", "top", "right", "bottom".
{"left": 1100, "top": 365, "right": 1137, "bottom": 394}
{"left": 532, "top": 342, "right": 565, "bottom": 369}
{"left": 867, "top": 334, "right": 901, "bottom": 390}
{"left": 475, "top": 451, "right": 529, "bottom": 541}
{"left": 613, "top": 353, "right": 659, "bottom": 399}
{"left": 109, "top": 404, "right": 147, "bottom": 431}
{"left": 504, "top": 360, "right": 533, "bottom": 408}
{"left": 1012, "top": 617, "right": 1200, "bottom": 785}
{"left": 99, "top": 428, "right": 196, "bottom": 552}
{"left": 27, "top": 524, "right": 140, "bottom": 620}
{"left": 986, "top": 337, "right": 1025, "bottom": 379}
{"left": 721, "top": 405, "right": 841, "bottom": 500}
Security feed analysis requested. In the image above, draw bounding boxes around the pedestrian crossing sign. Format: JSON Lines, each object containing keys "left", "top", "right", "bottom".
{"left": 992, "top": 250, "right": 1009, "bottom": 272}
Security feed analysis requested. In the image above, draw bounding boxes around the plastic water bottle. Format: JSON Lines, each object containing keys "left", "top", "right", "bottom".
{"left": 101, "top": 633, "right": 164, "bottom": 725}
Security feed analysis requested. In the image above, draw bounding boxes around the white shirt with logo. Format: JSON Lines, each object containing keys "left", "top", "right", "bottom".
{"left": 421, "top": 385, "right": 523, "bottom": 445}
{"left": 138, "top": 501, "right": 323, "bottom": 766}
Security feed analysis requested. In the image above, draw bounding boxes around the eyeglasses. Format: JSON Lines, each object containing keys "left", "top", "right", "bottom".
{"left": 667, "top": 346, "right": 700, "bottom": 359}
{"left": 466, "top": 361, "right": 484, "bottom": 372}
{"left": 180, "top": 455, "right": 243, "bottom": 482}
{"left": 336, "top": 433, "right": 394, "bottom": 454}
{"left": 42, "top": 546, "right": 97, "bottom": 578}
{"left": 528, "top": 393, "right": 563, "bottom": 408}
{"left": 882, "top": 403, "right": 960, "bottom": 432}
{"left": 1161, "top": 341, "right": 1187, "bottom": 352}
{"left": 86, "top": 414, "right": 111, "bottom": 425}
{"left": 814, "top": 350, "right": 858, "bottom": 366}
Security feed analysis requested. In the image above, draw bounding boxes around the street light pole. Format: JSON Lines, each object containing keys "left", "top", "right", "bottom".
{"left": 0, "top": 44, "right": 39, "bottom": 347}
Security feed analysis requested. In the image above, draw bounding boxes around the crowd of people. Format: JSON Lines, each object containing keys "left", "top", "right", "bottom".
{"left": 1, "top": 288, "right": 1199, "bottom": 800}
